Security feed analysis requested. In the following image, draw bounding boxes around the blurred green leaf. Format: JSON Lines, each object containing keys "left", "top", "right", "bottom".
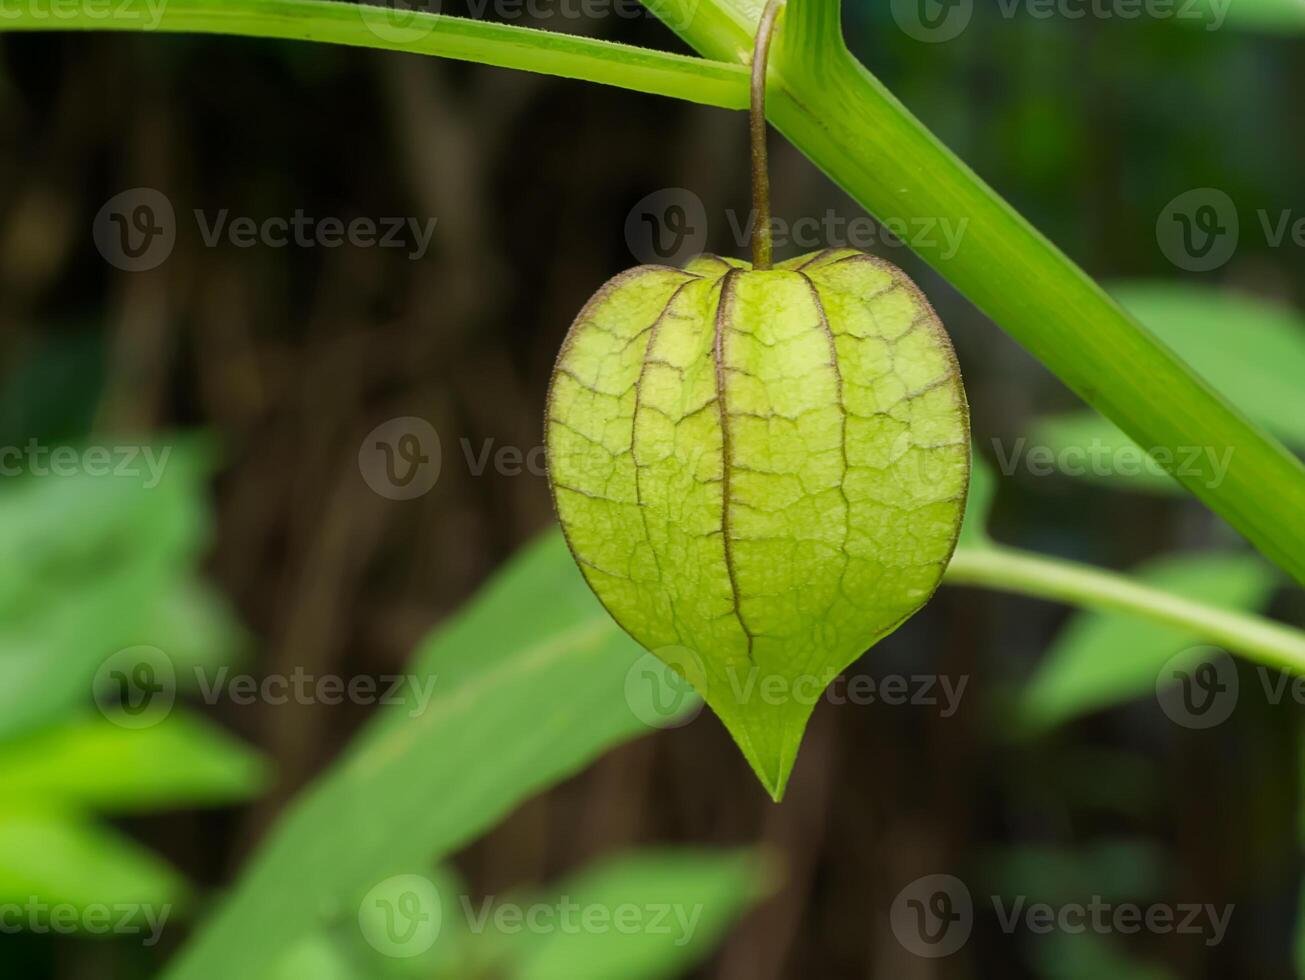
{"left": 164, "top": 531, "right": 691, "bottom": 980}
{"left": 0, "top": 440, "right": 212, "bottom": 739}
{"left": 499, "top": 849, "right": 768, "bottom": 980}
{"left": 1018, "top": 553, "right": 1277, "bottom": 732}
{"left": 0, "top": 712, "right": 266, "bottom": 813}
{"left": 0, "top": 807, "right": 185, "bottom": 910}
{"left": 146, "top": 577, "right": 251, "bottom": 678}
{"left": 268, "top": 934, "right": 370, "bottom": 980}
{"left": 1028, "top": 284, "right": 1305, "bottom": 493}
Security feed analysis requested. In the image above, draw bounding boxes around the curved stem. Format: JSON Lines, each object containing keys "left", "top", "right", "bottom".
{"left": 945, "top": 546, "right": 1305, "bottom": 675}
{"left": 0, "top": 0, "right": 751, "bottom": 109}
{"left": 749, "top": 0, "right": 785, "bottom": 270}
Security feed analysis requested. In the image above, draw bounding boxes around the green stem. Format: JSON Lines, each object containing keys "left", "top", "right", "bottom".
{"left": 945, "top": 546, "right": 1305, "bottom": 675}
{"left": 748, "top": 0, "right": 785, "bottom": 269}
{"left": 0, "top": 0, "right": 750, "bottom": 109}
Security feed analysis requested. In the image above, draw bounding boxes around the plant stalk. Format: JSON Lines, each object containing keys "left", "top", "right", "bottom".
{"left": 749, "top": 0, "right": 785, "bottom": 270}
{"left": 946, "top": 547, "right": 1305, "bottom": 675}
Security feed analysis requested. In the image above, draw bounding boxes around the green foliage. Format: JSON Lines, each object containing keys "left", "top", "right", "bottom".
{"left": 0, "top": 713, "right": 265, "bottom": 812}
{"left": 266, "top": 850, "right": 767, "bottom": 980}
{"left": 0, "top": 809, "right": 185, "bottom": 910}
{"left": 0, "top": 443, "right": 264, "bottom": 931}
{"left": 500, "top": 849, "right": 768, "bottom": 980}
{"left": 0, "top": 441, "right": 215, "bottom": 740}
{"left": 164, "top": 533, "right": 712, "bottom": 980}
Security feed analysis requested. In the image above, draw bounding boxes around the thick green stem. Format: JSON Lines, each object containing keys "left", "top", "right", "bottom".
{"left": 0, "top": 0, "right": 750, "bottom": 108}
{"left": 946, "top": 547, "right": 1305, "bottom": 675}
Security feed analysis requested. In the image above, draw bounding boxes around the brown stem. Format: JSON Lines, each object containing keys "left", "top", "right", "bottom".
{"left": 750, "top": 0, "right": 786, "bottom": 270}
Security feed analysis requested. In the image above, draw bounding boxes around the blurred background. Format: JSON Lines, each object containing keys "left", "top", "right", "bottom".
{"left": 1, "top": 1, "right": 1304, "bottom": 977}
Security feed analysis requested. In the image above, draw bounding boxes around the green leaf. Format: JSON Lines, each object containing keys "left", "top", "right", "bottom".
{"left": 0, "top": 441, "right": 210, "bottom": 740}
{"left": 547, "top": 251, "right": 969, "bottom": 799}
{"left": 163, "top": 532, "right": 681, "bottom": 980}
{"left": 1028, "top": 284, "right": 1305, "bottom": 493}
{"left": 267, "top": 936, "right": 367, "bottom": 980}
{"left": 0, "top": 712, "right": 267, "bottom": 813}
{"left": 145, "top": 577, "right": 251, "bottom": 678}
{"left": 1017, "top": 553, "right": 1278, "bottom": 733}
{"left": 500, "top": 849, "right": 770, "bottom": 980}
{"left": 0, "top": 807, "right": 186, "bottom": 911}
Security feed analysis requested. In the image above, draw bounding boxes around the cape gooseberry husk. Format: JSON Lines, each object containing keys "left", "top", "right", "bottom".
{"left": 546, "top": 248, "right": 970, "bottom": 800}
